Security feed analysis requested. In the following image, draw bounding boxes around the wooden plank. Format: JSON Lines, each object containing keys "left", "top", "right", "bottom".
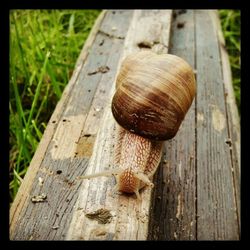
{"left": 99, "top": 10, "right": 132, "bottom": 39}
{"left": 148, "top": 9, "right": 196, "bottom": 240}
{"left": 210, "top": 10, "right": 241, "bottom": 232}
{"left": 195, "top": 10, "right": 239, "bottom": 240}
{"left": 10, "top": 10, "right": 134, "bottom": 240}
{"left": 66, "top": 10, "right": 173, "bottom": 240}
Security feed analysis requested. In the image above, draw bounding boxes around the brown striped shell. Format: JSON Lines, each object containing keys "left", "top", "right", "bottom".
{"left": 112, "top": 51, "right": 196, "bottom": 141}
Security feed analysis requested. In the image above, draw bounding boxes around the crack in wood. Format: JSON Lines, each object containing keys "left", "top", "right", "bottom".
{"left": 88, "top": 66, "right": 110, "bottom": 76}
{"left": 98, "top": 29, "right": 125, "bottom": 40}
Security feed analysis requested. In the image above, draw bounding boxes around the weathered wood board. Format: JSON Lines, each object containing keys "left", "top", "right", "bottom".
{"left": 66, "top": 10, "right": 173, "bottom": 241}
{"left": 148, "top": 9, "right": 196, "bottom": 240}
{"left": 10, "top": 10, "right": 134, "bottom": 240}
{"left": 10, "top": 10, "right": 240, "bottom": 240}
{"left": 195, "top": 10, "right": 239, "bottom": 240}
{"left": 149, "top": 9, "right": 240, "bottom": 240}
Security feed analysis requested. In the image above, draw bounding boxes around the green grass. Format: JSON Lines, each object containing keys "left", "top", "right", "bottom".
{"left": 219, "top": 10, "right": 241, "bottom": 114}
{"left": 9, "top": 10, "right": 240, "bottom": 204}
{"left": 9, "top": 10, "right": 101, "bottom": 203}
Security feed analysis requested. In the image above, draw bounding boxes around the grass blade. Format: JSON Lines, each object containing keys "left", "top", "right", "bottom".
{"left": 26, "top": 51, "right": 51, "bottom": 128}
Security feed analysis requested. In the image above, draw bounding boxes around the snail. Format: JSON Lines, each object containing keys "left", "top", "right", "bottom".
{"left": 79, "top": 51, "right": 196, "bottom": 200}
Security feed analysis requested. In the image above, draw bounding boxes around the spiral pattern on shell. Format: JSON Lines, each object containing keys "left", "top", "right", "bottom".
{"left": 111, "top": 51, "right": 196, "bottom": 141}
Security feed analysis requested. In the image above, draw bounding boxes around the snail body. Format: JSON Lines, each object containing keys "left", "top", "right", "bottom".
{"left": 79, "top": 51, "right": 196, "bottom": 199}
{"left": 113, "top": 126, "right": 163, "bottom": 199}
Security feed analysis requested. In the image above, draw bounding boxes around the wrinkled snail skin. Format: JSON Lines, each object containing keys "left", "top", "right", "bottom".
{"left": 113, "top": 125, "right": 163, "bottom": 199}
{"left": 80, "top": 51, "right": 196, "bottom": 199}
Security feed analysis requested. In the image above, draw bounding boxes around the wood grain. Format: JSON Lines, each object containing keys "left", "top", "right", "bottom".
{"left": 10, "top": 9, "right": 240, "bottom": 241}
{"left": 9, "top": 10, "right": 108, "bottom": 239}
{"left": 66, "top": 10, "right": 173, "bottom": 241}
{"left": 10, "top": 10, "right": 134, "bottom": 240}
{"left": 210, "top": 11, "right": 241, "bottom": 232}
{"left": 148, "top": 9, "right": 196, "bottom": 240}
{"left": 195, "top": 10, "right": 239, "bottom": 240}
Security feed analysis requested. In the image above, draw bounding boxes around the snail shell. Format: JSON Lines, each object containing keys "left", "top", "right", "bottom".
{"left": 112, "top": 51, "right": 196, "bottom": 140}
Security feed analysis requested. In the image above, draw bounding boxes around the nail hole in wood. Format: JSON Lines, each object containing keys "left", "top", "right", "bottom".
{"left": 99, "top": 39, "right": 104, "bottom": 46}
{"left": 225, "top": 139, "right": 232, "bottom": 147}
{"left": 137, "top": 42, "right": 152, "bottom": 49}
{"left": 56, "top": 170, "right": 62, "bottom": 175}
{"left": 177, "top": 22, "right": 185, "bottom": 29}
{"left": 83, "top": 134, "right": 91, "bottom": 137}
